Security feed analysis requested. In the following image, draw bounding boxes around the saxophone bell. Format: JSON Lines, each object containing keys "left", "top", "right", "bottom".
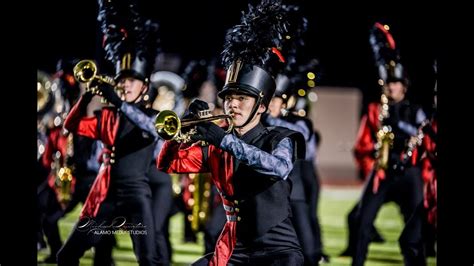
{"left": 56, "top": 166, "right": 74, "bottom": 206}
{"left": 375, "top": 128, "right": 394, "bottom": 170}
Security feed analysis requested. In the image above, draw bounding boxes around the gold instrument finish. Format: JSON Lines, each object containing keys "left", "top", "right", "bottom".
{"left": 55, "top": 133, "right": 74, "bottom": 207}
{"left": 57, "top": 166, "right": 73, "bottom": 204}
{"left": 37, "top": 71, "right": 54, "bottom": 113}
{"left": 375, "top": 126, "right": 394, "bottom": 170}
{"left": 38, "top": 70, "right": 54, "bottom": 159}
{"left": 155, "top": 110, "right": 182, "bottom": 141}
{"left": 375, "top": 93, "right": 394, "bottom": 170}
{"left": 155, "top": 109, "right": 233, "bottom": 143}
{"left": 73, "top": 60, "right": 121, "bottom": 102}
{"left": 403, "top": 119, "right": 430, "bottom": 162}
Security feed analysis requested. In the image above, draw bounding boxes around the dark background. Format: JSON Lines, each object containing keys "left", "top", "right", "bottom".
{"left": 32, "top": 4, "right": 472, "bottom": 265}
{"left": 37, "top": 0, "right": 438, "bottom": 114}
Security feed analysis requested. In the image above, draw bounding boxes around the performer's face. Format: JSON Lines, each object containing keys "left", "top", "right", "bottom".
{"left": 268, "top": 97, "right": 284, "bottom": 118}
{"left": 384, "top": 81, "right": 406, "bottom": 103}
{"left": 118, "top": 77, "right": 147, "bottom": 103}
{"left": 223, "top": 93, "right": 265, "bottom": 127}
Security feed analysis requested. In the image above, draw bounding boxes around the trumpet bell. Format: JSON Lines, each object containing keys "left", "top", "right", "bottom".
{"left": 73, "top": 60, "right": 97, "bottom": 83}
{"left": 155, "top": 110, "right": 181, "bottom": 140}
{"left": 155, "top": 109, "right": 233, "bottom": 143}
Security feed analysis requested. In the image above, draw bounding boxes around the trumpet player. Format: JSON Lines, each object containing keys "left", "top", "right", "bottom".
{"left": 157, "top": 1, "right": 306, "bottom": 265}
{"left": 59, "top": 62, "right": 160, "bottom": 266}
{"left": 38, "top": 58, "right": 115, "bottom": 264}
{"left": 57, "top": 1, "right": 163, "bottom": 265}
{"left": 37, "top": 67, "right": 73, "bottom": 263}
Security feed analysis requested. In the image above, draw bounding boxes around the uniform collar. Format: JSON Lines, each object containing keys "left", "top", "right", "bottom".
{"left": 236, "top": 122, "right": 266, "bottom": 144}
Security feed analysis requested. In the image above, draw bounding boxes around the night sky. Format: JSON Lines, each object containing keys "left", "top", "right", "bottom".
{"left": 37, "top": 1, "right": 438, "bottom": 114}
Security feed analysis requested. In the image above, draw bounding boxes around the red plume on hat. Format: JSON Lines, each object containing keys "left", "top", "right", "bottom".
{"left": 369, "top": 22, "right": 408, "bottom": 86}
{"left": 219, "top": 0, "right": 296, "bottom": 110}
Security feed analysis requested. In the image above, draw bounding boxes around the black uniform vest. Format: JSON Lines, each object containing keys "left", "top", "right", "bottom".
{"left": 230, "top": 123, "right": 305, "bottom": 242}
{"left": 99, "top": 107, "right": 157, "bottom": 193}
{"left": 385, "top": 100, "right": 425, "bottom": 164}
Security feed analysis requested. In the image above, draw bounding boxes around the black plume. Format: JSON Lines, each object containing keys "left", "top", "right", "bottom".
{"left": 98, "top": 0, "right": 126, "bottom": 63}
{"left": 135, "top": 19, "right": 160, "bottom": 65}
{"left": 369, "top": 22, "right": 403, "bottom": 82}
{"left": 98, "top": 0, "right": 160, "bottom": 67}
{"left": 221, "top": 0, "right": 290, "bottom": 76}
{"left": 280, "top": 4, "right": 308, "bottom": 74}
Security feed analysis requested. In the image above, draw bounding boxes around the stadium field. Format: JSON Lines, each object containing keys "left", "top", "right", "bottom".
{"left": 38, "top": 186, "right": 436, "bottom": 266}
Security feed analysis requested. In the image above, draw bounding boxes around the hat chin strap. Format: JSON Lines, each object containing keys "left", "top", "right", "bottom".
{"left": 130, "top": 84, "right": 148, "bottom": 104}
{"left": 234, "top": 96, "right": 262, "bottom": 129}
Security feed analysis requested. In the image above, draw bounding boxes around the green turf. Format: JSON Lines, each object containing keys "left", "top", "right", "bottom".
{"left": 38, "top": 187, "right": 436, "bottom": 265}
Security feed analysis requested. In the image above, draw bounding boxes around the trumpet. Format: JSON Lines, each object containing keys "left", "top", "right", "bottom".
{"left": 155, "top": 109, "right": 233, "bottom": 143}
{"left": 73, "top": 60, "right": 121, "bottom": 99}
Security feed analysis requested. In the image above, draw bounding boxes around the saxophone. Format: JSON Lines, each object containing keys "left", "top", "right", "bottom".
{"left": 374, "top": 93, "right": 394, "bottom": 170}
{"left": 55, "top": 132, "right": 74, "bottom": 206}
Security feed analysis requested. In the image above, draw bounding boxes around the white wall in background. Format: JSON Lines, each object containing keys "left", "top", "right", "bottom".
{"left": 308, "top": 86, "right": 362, "bottom": 184}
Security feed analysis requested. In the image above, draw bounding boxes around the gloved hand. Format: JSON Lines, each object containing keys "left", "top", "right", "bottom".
{"left": 93, "top": 81, "right": 122, "bottom": 107}
{"left": 81, "top": 90, "right": 94, "bottom": 100}
{"left": 183, "top": 99, "right": 209, "bottom": 119}
{"left": 89, "top": 80, "right": 122, "bottom": 108}
{"left": 190, "top": 122, "right": 226, "bottom": 147}
{"left": 77, "top": 90, "right": 95, "bottom": 114}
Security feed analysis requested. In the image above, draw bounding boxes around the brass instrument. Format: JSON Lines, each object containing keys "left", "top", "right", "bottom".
{"left": 37, "top": 71, "right": 54, "bottom": 113}
{"left": 155, "top": 109, "right": 233, "bottom": 143}
{"left": 375, "top": 126, "right": 394, "bottom": 170}
{"left": 57, "top": 165, "right": 73, "bottom": 205}
{"left": 54, "top": 133, "right": 74, "bottom": 207}
{"left": 150, "top": 70, "right": 186, "bottom": 115}
{"left": 38, "top": 71, "right": 54, "bottom": 159}
{"left": 73, "top": 60, "right": 121, "bottom": 101}
{"left": 402, "top": 119, "right": 430, "bottom": 164}
{"left": 374, "top": 94, "right": 394, "bottom": 170}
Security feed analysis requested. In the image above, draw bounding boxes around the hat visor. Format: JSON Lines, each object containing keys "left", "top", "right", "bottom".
{"left": 217, "top": 84, "right": 259, "bottom": 100}
{"left": 115, "top": 70, "right": 147, "bottom": 83}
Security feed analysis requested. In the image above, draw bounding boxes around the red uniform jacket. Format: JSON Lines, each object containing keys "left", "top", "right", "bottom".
{"left": 353, "top": 103, "right": 379, "bottom": 180}
{"left": 64, "top": 95, "right": 120, "bottom": 219}
{"left": 157, "top": 141, "right": 236, "bottom": 266}
{"left": 42, "top": 126, "right": 76, "bottom": 203}
{"left": 420, "top": 119, "right": 437, "bottom": 226}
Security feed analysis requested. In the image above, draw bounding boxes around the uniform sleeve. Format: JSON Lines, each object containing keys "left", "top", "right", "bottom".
{"left": 119, "top": 103, "right": 158, "bottom": 140}
{"left": 64, "top": 95, "right": 99, "bottom": 139}
{"left": 353, "top": 114, "right": 375, "bottom": 179}
{"left": 42, "top": 130, "right": 56, "bottom": 170}
{"left": 157, "top": 141, "right": 208, "bottom": 174}
{"left": 219, "top": 134, "right": 294, "bottom": 180}
{"left": 397, "top": 108, "right": 428, "bottom": 136}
